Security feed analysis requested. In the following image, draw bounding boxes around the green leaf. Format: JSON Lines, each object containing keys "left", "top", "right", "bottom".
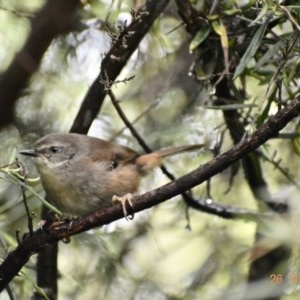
{"left": 19, "top": 270, "right": 50, "bottom": 300}
{"left": 2, "top": 232, "right": 18, "bottom": 248}
{"left": 249, "top": 2, "right": 269, "bottom": 26}
{"left": 3, "top": 172, "right": 63, "bottom": 216}
{"left": 189, "top": 25, "right": 211, "bottom": 52}
{"left": 207, "top": 14, "right": 219, "bottom": 21}
{"left": 254, "top": 36, "right": 288, "bottom": 70}
{"left": 259, "top": 143, "right": 270, "bottom": 160}
{"left": 234, "top": 12, "right": 273, "bottom": 79}
{"left": 212, "top": 20, "right": 228, "bottom": 48}
{"left": 212, "top": 19, "right": 229, "bottom": 72}
{"left": 223, "top": 9, "right": 242, "bottom": 16}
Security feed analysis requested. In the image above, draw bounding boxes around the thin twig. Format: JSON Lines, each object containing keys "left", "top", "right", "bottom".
{"left": 1, "top": 96, "right": 300, "bottom": 291}
{"left": 280, "top": 6, "right": 300, "bottom": 34}
{"left": 15, "top": 159, "right": 33, "bottom": 236}
{"left": 108, "top": 89, "right": 206, "bottom": 215}
{"left": 108, "top": 89, "right": 152, "bottom": 152}
{"left": 109, "top": 100, "right": 157, "bottom": 142}
{"left": 261, "top": 151, "right": 300, "bottom": 188}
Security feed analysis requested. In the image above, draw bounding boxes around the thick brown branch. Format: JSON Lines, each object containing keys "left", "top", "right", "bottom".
{"left": 1, "top": 97, "right": 300, "bottom": 291}
{"left": 108, "top": 90, "right": 225, "bottom": 215}
{"left": 70, "top": 0, "right": 170, "bottom": 134}
{"left": 0, "top": 0, "right": 80, "bottom": 129}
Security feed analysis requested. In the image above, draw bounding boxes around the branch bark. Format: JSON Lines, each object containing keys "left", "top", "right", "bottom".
{"left": 0, "top": 0, "right": 80, "bottom": 130}
{"left": 0, "top": 1, "right": 81, "bottom": 298}
{"left": 1, "top": 96, "right": 300, "bottom": 292}
{"left": 174, "top": 2, "right": 291, "bottom": 297}
{"left": 70, "top": 0, "right": 170, "bottom": 134}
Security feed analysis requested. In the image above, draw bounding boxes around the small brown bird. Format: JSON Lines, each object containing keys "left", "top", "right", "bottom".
{"left": 19, "top": 133, "right": 203, "bottom": 216}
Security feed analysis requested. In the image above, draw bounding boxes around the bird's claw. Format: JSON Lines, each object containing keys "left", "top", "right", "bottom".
{"left": 112, "top": 193, "right": 135, "bottom": 220}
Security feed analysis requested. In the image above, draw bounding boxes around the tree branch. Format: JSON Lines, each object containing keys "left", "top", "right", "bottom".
{"left": 34, "top": 1, "right": 170, "bottom": 298}
{"left": 70, "top": 0, "right": 170, "bottom": 134}
{"left": 1, "top": 97, "right": 300, "bottom": 291}
{"left": 0, "top": 0, "right": 80, "bottom": 130}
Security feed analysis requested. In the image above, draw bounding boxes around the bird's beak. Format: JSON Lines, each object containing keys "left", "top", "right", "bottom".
{"left": 19, "top": 149, "right": 38, "bottom": 157}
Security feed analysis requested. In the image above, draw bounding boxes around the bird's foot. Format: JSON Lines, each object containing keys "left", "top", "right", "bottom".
{"left": 112, "top": 193, "right": 135, "bottom": 220}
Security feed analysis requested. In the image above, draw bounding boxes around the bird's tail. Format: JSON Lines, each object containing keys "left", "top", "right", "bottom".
{"left": 136, "top": 144, "right": 204, "bottom": 173}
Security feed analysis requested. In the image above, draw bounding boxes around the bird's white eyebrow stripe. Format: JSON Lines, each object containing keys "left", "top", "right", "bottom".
{"left": 38, "top": 144, "right": 61, "bottom": 151}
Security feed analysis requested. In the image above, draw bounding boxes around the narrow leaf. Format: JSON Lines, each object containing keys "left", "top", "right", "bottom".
{"left": 250, "top": 2, "right": 269, "bottom": 26}
{"left": 254, "top": 35, "right": 290, "bottom": 70}
{"left": 234, "top": 12, "right": 273, "bottom": 79}
{"left": 189, "top": 25, "right": 211, "bottom": 52}
{"left": 212, "top": 19, "right": 229, "bottom": 73}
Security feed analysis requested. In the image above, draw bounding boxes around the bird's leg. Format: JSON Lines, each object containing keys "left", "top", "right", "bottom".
{"left": 112, "top": 193, "right": 135, "bottom": 220}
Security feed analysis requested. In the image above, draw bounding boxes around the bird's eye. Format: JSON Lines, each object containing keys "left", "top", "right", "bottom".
{"left": 110, "top": 160, "right": 118, "bottom": 169}
{"left": 50, "top": 146, "right": 60, "bottom": 154}
{"left": 112, "top": 160, "right": 118, "bottom": 168}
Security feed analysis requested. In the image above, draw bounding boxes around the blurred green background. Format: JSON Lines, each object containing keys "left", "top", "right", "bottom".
{"left": 1, "top": 1, "right": 300, "bottom": 299}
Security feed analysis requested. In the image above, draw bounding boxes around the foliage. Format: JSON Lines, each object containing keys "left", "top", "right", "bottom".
{"left": 1, "top": 0, "right": 300, "bottom": 299}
